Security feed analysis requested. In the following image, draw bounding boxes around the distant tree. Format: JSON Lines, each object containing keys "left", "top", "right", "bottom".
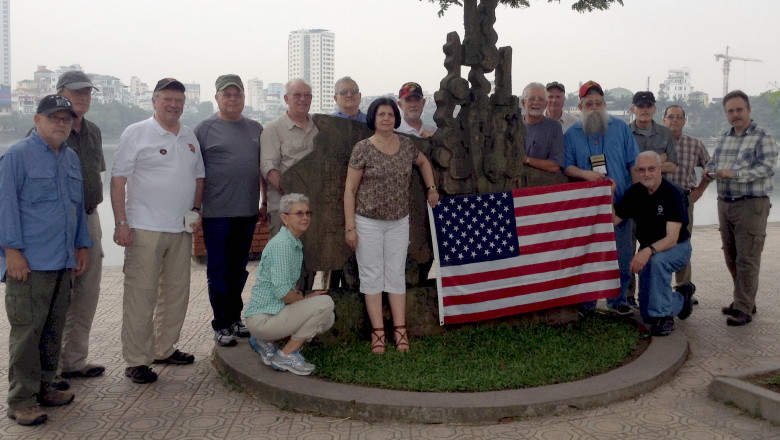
{"left": 89, "top": 101, "right": 152, "bottom": 139}
{"left": 425, "top": 0, "right": 623, "bottom": 17}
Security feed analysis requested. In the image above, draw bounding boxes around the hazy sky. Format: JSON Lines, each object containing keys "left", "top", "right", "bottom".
{"left": 11, "top": 0, "right": 779, "bottom": 102}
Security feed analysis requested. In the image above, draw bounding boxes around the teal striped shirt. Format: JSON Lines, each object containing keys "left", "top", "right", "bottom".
{"left": 244, "top": 227, "right": 303, "bottom": 317}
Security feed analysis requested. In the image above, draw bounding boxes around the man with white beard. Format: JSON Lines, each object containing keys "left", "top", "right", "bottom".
{"left": 564, "top": 81, "right": 640, "bottom": 316}
{"left": 521, "top": 82, "right": 564, "bottom": 174}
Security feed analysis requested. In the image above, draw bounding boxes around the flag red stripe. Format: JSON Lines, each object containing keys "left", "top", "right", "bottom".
{"left": 517, "top": 213, "right": 614, "bottom": 236}
{"left": 443, "top": 269, "right": 620, "bottom": 306}
{"left": 442, "top": 289, "right": 618, "bottom": 324}
{"left": 441, "top": 250, "right": 618, "bottom": 287}
{"left": 512, "top": 179, "right": 613, "bottom": 198}
{"left": 520, "top": 232, "right": 616, "bottom": 255}
{"left": 517, "top": 195, "right": 613, "bottom": 217}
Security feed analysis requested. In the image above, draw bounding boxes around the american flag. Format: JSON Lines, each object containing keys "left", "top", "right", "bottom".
{"left": 429, "top": 180, "right": 620, "bottom": 325}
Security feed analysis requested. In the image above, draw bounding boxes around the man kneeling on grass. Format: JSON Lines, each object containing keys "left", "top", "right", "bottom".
{"left": 613, "top": 151, "right": 694, "bottom": 336}
{"left": 243, "top": 193, "right": 334, "bottom": 375}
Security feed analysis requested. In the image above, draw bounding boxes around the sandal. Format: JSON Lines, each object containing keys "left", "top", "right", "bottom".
{"left": 370, "top": 328, "right": 386, "bottom": 354}
{"left": 394, "top": 325, "right": 410, "bottom": 352}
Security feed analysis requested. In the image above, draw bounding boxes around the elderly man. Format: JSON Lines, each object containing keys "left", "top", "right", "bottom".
{"left": 260, "top": 78, "right": 318, "bottom": 237}
{"left": 46, "top": 71, "right": 106, "bottom": 383}
{"left": 544, "top": 81, "right": 577, "bottom": 132}
{"left": 396, "top": 82, "right": 436, "bottom": 138}
{"left": 564, "top": 81, "right": 639, "bottom": 316}
{"left": 630, "top": 91, "right": 676, "bottom": 174}
{"left": 1, "top": 95, "right": 92, "bottom": 425}
{"left": 613, "top": 151, "right": 693, "bottom": 336}
{"left": 663, "top": 105, "right": 710, "bottom": 301}
{"left": 111, "top": 78, "right": 205, "bottom": 384}
{"left": 195, "top": 74, "right": 265, "bottom": 347}
{"left": 521, "top": 82, "right": 564, "bottom": 174}
{"left": 331, "top": 76, "right": 366, "bottom": 122}
{"left": 704, "top": 90, "right": 778, "bottom": 326}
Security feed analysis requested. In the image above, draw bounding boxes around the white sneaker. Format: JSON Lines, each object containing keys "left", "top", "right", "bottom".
{"left": 249, "top": 336, "right": 277, "bottom": 366}
{"left": 270, "top": 350, "right": 315, "bottom": 375}
{"left": 214, "top": 328, "right": 237, "bottom": 347}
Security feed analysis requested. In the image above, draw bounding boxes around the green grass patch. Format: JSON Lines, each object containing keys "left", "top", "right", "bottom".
{"left": 304, "top": 314, "right": 640, "bottom": 392}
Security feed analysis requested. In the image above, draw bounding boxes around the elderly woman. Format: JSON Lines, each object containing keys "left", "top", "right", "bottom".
{"left": 344, "top": 97, "right": 439, "bottom": 354}
{"left": 244, "top": 194, "right": 334, "bottom": 375}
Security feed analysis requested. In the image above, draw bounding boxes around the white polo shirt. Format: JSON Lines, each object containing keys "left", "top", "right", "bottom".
{"left": 112, "top": 116, "right": 205, "bottom": 232}
{"left": 396, "top": 118, "right": 436, "bottom": 137}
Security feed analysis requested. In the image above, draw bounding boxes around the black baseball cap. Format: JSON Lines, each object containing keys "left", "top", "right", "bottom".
{"left": 154, "top": 78, "right": 186, "bottom": 93}
{"left": 632, "top": 91, "right": 656, "bottom": 106}
{"left": 36, "top": 95, "right": 77, "bottom": 117}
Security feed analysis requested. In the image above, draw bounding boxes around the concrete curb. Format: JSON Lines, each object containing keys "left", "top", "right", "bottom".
{"left": 709, "top": 364, "right": 780, "bottom": 424}
{"left": 214, "top": 330, "right": 688, "bottom": 423}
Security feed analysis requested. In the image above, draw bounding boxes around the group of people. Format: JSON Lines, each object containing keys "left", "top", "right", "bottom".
{"left": 521, "top": 80, "right": 777, "bottom": 336}
{"left": 1, "top": 69, "right": 776, "bottom": 426}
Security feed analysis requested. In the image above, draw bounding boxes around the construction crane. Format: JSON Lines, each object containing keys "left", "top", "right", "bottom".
{"left": 714, "top": 46, "right": 762, "bottom": 96}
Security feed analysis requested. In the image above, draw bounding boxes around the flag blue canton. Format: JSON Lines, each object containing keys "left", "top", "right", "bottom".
{"left": 432, "top": 192, "right": 520, "bottom": 267}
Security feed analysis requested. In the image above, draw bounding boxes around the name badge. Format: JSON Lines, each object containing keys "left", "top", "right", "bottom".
{"left": 590, "top": 154, "right": 607, "bottom": 175}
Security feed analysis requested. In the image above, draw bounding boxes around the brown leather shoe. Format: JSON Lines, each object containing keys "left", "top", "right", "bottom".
{"left": 726, "top": 311, "right": 752, "bottom": 326}
{"left": 721, "top": 303, "right": 756, "bottom": 316}
{"left": 38, "top": 387, "right": 75, "bottom": 407}
{"left": 153, "top": 349, "right": 195, "bottom": 365}
{"left": 7, "top": 405, "right": 47, "bottom": 425}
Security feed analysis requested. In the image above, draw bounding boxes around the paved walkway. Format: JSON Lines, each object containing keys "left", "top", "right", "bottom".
{"left": 2, "top": 225, "right": 780, "bottom": 439}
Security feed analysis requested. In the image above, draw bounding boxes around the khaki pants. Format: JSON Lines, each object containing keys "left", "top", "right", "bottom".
{"left": 245, "top": 295, "right": 335, "bottom": 343}
{"left": 674, "top": 193, "right": 694, "bottom": 286}
{"left": 5, "top": 270, "right": 71, "bottom": 409}
{"left": 121, "top": 229, "right": 192, "bottom": 367}
{"left": 60, "top": 211, "right": 103, "bottom": 371}
{"left": 717, "top": 197, "right": 770, "bottom": 315}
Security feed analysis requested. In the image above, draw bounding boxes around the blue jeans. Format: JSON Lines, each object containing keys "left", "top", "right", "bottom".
{"left": 638, "top": 240, "right": 691, "bottom": 320}
{"left": 203, "top": 216, "right": 258, "bottom": 331}
{"left": 581, "top": 218, "right": 633, "bottom": 310}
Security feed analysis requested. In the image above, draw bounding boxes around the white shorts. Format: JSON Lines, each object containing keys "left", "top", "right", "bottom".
{"left": 355, "top": 214, "right": 409, "bottom": 295}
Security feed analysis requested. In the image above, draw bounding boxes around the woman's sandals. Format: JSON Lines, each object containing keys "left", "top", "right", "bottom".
{"left": 394, "top": 325, "right": 410, "bottom": 352}
{"left": 370, "top": 328, "right": 386, "bottom": 354}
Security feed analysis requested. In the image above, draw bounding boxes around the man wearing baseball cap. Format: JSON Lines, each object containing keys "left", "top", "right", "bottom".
{"left": 564, "top": 81, "right": 640, "bottom": 317}
{"left": 46, "top": 71, "right": 107, "bottom": 384}
{"left": 1, "top": 95, "right": 92, "bottom": 425}
{"left": 111, "top": 78, "right": 205, "bottom": 384}
{"left": 544, "top": 81, "right": 577, "bottom": 133}
{"left": 630, "top": 91, "right": 676, "bottom": 174}
{"left": 195, "top": 74, "right": 266, "bottom": 347}
{"left": 396, "top": 82, "right": 436, "bottom": 138}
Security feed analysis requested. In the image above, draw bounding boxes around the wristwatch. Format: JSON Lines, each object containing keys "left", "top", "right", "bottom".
{"left": 648, "top": 245, "right": 658, "bottom": 255}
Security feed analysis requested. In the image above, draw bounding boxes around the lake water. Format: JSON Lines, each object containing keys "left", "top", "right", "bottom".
{"left": 4, "top": 142, "right": 780, "bottom": 267}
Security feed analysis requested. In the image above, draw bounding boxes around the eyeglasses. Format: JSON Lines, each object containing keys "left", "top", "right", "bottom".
{"left": 70, "top": 88, "right": 94, "bottom": 97}
{"left": 636, "top": 166, "right": 658, "bottom": 174}
{"left": 581, "top": 100, "right": 605, "bottom": 109}
{"left": 338, "top": 88, "right": 360, "bottom": 96}
{"left": 46, "top": 114, "right": 74, "bottom": 124}
{"left": 284, "top": 210, "right": 313, "bottom": 219}
{"left": 220, "top": 91, "right": 244, "bottom": 100}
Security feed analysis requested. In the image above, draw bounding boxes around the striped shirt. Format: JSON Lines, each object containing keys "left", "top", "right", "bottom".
{"left": 705, "top": 121, "right": 778, "bottom": 198}
{"left": 666, "top": 133, "right": 710, "bottom": 190}
{"left": 244, "top": 226, "right": 303, "bottom": 317}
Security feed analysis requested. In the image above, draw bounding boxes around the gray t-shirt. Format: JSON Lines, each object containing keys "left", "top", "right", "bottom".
{"left": 524, "top": 116, "right": 565, "bottom": 169}
{"left": 195, "top": 114, "right": 263, "bottom": 218}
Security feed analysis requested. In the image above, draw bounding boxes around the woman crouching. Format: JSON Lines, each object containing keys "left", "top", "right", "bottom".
{"left": 343, "top": 97, "right": 439, "bottom": 354}
{"left": 244, "top": 193, "right": 334, "bottom": 375}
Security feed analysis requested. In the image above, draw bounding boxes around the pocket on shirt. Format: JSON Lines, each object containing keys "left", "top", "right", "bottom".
{"left": 22, "top": 169, "right": 58, "bottom": 203}
{"left": 66, "top": 164, "right": 84, "bottom": 204}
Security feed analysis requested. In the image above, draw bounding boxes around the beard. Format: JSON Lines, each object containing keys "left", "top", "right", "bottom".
{"left": 581, "top": 109, "right": 609, "bottom": 135}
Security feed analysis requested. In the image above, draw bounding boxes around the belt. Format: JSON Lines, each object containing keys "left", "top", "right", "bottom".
{"left": 719, "top": 195, "right": 767, "bottom": 203}
{"left": 86, "top": 208, "right": 96, "bottom": 215}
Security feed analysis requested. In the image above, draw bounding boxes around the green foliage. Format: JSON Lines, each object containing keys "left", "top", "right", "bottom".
{"left": 425, "top": 0, "right": 624, "bottom": 17}
{"left": 304, "top": 314, "right": 639, "bottom": 392}
{"left": 88, "top": 101, "right": 152, "bottom": 140}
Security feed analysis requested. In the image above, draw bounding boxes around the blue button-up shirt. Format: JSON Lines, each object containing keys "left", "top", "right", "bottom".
{"left": 0, "top": 131, "right": 92, "bottom": 281}
{"left": 330, "top": 110, "right": 367, "bottom": 123}
{"left": 564, "top": 116, "right": 640, "bottom": 203}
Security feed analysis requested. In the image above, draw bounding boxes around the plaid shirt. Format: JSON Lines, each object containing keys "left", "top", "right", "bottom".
{"left": 244, "top": 226, "right": 303, "bottom": 317}
{"left": 666, "top": 133, "right": 710, "bottom": 190}
{"left": 705, "top": 121, "right": 778, "bottom": 198}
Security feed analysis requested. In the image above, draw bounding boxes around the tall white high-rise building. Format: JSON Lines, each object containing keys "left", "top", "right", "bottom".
{"left": 658, "top": 68, "right": 693, "bottom": 102}
{"left": 288, "top": 29, "right": 335, "bottom": 114}
{"left": 247, "top": 78, "right": 266, "bottom": 111}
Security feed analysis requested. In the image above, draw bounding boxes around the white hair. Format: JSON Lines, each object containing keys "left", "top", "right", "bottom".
{"left": 280, "top": 193, "right": 310, "bottom": 213}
